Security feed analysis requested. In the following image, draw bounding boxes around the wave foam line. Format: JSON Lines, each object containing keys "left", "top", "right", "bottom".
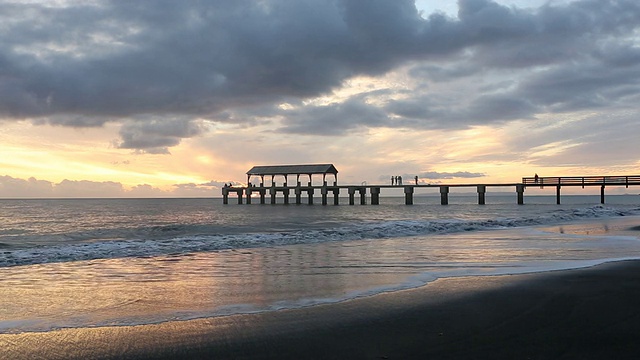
{"left": 1, "top": 205, "right": 638, "bottom": 267}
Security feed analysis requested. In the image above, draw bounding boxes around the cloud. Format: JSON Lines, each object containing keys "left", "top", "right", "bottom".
{"left": 0, "top": 175, "right": 227, "bottom": 198}
{"left": 0, "top": 176, "right": 54, "bottom": 198}
{"left": 171, "top": 182, "right": 222, "bottom": 197}
{"left": 420, "top": 171, "right": 486, "bottom": 179}
{"left": 54, "top": 179, "right": 126, "bottom": 198}
{"left": 277, "top": 97, "right": 390, "bottom": 135}
{"left": 508, "top": 111, "right": 640, "bottom": 168}
{"left": 1, "top": 0, "right": 640, "bottom": 150}
{"left": 116, "top": 117, "right": 207, "bottom": 154}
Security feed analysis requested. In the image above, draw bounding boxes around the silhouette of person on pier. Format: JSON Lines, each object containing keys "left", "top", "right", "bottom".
{"left": 391, "top": 176, "right": 395, "bottom": 186}
{"left": 415, "top": 175, "right": 418, "bottom": 185}
{"left": 398, "top": 176, "right": 403, "bottom": 185}
{"left": 534, "top": 173, "right": 539, "bottom": 183}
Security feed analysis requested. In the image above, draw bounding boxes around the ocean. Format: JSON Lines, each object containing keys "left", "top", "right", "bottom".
{"left": 1, "top": 195, "right": 640, "bottom": 334}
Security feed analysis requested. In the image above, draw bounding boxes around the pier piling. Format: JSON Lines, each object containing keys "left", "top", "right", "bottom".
{"left": 371, "top": 187, "right": 380, "bottom": 205}
{"left": 477, "top": 185, "right": 486, "bottom": 205}
{"left": 404, "top": 186, "right": 414, "bottom": 205}
{"left": 307, "top": 188, "right": 314, "bottom": 205}
{"left": 295, "top": 188, "right": 302, "bottom": 205}
{"left": 516, "top": 184, "right": 525, "bottom": 205}
{"left": 440, "top": 186, "right": 449, "bottom": 205}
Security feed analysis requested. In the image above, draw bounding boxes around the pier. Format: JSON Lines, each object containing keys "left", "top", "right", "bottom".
{"left": 222, "top": 165, "right": 640, "bottom": 205}
{"left": 522, "top": 175, "right": 640, "bottom": 205}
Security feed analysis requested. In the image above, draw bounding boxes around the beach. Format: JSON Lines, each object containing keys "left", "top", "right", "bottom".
{"left": 3, "top": 259, "right": 640, "bottom": 359}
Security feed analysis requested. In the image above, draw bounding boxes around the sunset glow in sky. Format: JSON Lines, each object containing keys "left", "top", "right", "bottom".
{"left": 1, "top": 0, "right": 639, "bottom": 197}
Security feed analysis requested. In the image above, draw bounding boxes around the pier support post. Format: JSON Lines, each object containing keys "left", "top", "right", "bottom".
{"left": 307, "top": 188, "right": 314, "bottom": 205}
{"left": 333, "top": 189, "right": 340, "bottom": 205}
{"left": 295, "top": 187, "right": 302, "bottom": 205}
{"left": 440, "top": 186, "right": 449, "bottom": 205}
{"left": 236, "top": 189, "right": 243, "bottom": 205}
{"left": 601, "top": 185, "right": 605, "bottom": 204}
{"left": 556, "top": 185, "right": 561, "bottom": 205}
{"left": 516, "top": 184, "right": 525, "bottom": 205}
{"left": 371, "top": 187, "right": 380, "bottom": 205}
{"left": 477, "top": 185, "right": 486, "bottom": 205}
{"left": 283, "top": 189, "right": 290, "bottom": 205}
{"left": 359, "top": 188, "right": 366, "bottom": 205}
{"left": 321, "top": 187, "right": 328, "bottom": 205}
{"left": 246, "top": 188, "right": 252, "bottom": 205}
{"left": 348, "top": 187, "right": 356, "bottom": 205}
{"left": 404, "top": 186, "right": 414, "bottom": 205}
{"left": 222, "top": 188, "right": 229, "bottom": 205}
{"left": 270, "top": 188, "right": 276, "bottom": 205}
{"left": 259, "top": 189, "right": 266, "bottom": 204}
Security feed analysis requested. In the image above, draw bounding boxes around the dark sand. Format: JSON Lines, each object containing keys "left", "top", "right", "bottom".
{"left": 3, "top": 260, "right": 640, "bottom": 360}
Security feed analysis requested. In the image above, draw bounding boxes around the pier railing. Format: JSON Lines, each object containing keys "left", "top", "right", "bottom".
{"left": 522, "top": 175, "right": 640, "bottom": 187}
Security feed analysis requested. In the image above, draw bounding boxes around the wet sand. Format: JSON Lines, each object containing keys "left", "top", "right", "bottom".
{"left": 3, "top": 260, "right": 640, "bottom": 359}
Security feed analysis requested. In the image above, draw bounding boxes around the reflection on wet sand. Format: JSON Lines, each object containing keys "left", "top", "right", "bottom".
{"left": 0, "top": 241, "right": 413, "bottom": 333}
{"left": 541, "top": 216, "right": 640, "bottom": 237}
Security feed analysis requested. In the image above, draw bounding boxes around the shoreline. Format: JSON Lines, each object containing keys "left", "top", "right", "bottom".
{"left": 4, "top": 260, "right": 640, "bottom": 359}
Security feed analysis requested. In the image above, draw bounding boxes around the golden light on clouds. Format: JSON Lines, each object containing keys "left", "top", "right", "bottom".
{"left": 528, "top": 140, "right": 583, "bottom": 159}
{"left": 0, "top": 121, "right": 212, "bottom": 190}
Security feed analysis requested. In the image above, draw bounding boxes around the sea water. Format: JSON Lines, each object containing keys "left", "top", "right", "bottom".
{"left": 1, "top": 195, "right": 639, "bottom": 333}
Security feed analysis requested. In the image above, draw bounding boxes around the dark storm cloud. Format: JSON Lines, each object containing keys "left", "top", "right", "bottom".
{"left": 384, "top": 93, "right": 537, "bottom": 129}
{"left": 515, "top": 52, "right": 640, "bottom": 113}
{"left": 116, "top": 117, "right": 207, "bottom": 154}
{"left": 1, "top": 0, "right": 640, "bottom": 147}
{"left": 277, "top": 97, "right": 390, "bottom": 135}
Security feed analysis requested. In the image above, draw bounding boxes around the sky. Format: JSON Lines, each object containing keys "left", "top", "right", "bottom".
{"left": 1, "top": 0, "right": 640, "bottom": 198}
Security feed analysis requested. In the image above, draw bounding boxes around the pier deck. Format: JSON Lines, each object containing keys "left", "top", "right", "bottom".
{"left": 222, "top": 175, "right": 640, "bottom": 205}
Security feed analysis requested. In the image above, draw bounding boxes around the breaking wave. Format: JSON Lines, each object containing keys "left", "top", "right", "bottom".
{"left": 1, "top": 205, "right": 638, "bottom": 267}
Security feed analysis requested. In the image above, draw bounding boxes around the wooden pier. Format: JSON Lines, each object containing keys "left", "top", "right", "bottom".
{"left": 222, "top": 182, "right": 523, "bottom": 205}
{"left": 222, "top": 165, "right": 640, "bottom": 205}
{"left": 522, "top": 175, "right": 640, "bottom": 205}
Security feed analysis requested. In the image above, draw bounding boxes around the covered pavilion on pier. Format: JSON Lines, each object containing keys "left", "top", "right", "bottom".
{"left": 246, "top": 164, "right": 339, "bottom": 187}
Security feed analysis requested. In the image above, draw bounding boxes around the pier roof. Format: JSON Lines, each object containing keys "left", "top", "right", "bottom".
{"left": 246, "top": 164, "right": 338, "bottom": 176}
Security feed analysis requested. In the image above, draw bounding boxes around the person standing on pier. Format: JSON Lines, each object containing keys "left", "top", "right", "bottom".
{"left": 391, "top": 176, "right": 395, "bottom": 186}
{"left": 398, "top": 176, "right": 403, "bottom": 185}
{"left": 415, "top": 175, "right": 418, "bottom": 185}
